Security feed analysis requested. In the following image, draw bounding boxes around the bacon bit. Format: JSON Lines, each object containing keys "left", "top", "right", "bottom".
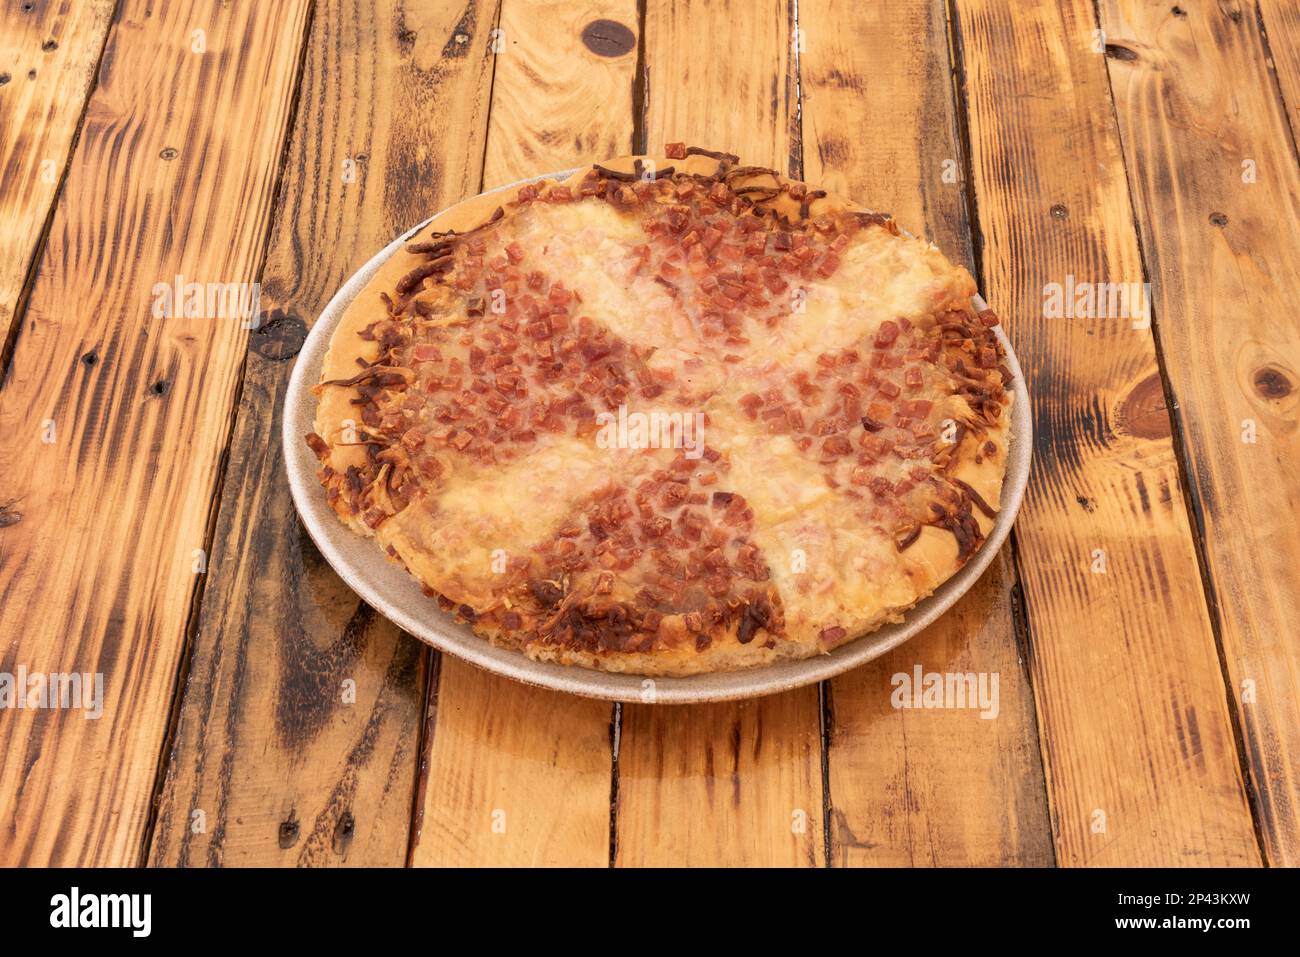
{"left": 878, "top": 379, "right": 901, "bottom": 399}
{"left": 407, "top": 239, "right": 453, "bottom": 255}
{"left": 593, "top": 163, "right": 638, "bottom": 182}
{"left": 529, "top": 579, "right": 564, "bottom": 607}
{"left": 816, "top": 253, "right": 840, "bottom": 278}
{"left": 820, "top": 625, "right": 847, "bottom": 643}
{"left": 411, "top": 343, "right": 440, "bottom": 362}
{"left": 305, "top": 432, "right": 330, "bottom": 460}
{"left": 895, "top": 524, "right": 922, "bottom": 551}
{"left": 736, "top": 601, "right": 769, "bottom": 644}
{"left": 874, "top": 320, "right": 900, "bottom": 348}
{"left": 396, "top": 256, "right": 453, "bottom": 295}
{"left": 800, "top": 190, "right": 827, "bottom": 218}
{"left": 687, "top": 146, "right": 740, "bottom": 164}
{"left": 978, "top": 309, "right": 999, "bottom": 327}
{"left": 506, "top": 242, "right": 525, "bottom": 264}
{"left": 665, "top": 142, "right": 688, "bottom": 159}
{"left": 821, "top": 435, "right": 853, "bottom": 456}
{"left": 952, "top": 478, "right": 999, "bottom": 518}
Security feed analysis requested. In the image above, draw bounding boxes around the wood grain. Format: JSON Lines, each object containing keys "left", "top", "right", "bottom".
{"left": 614, "top": 0, "right": 825, "bottom": 868}
{"left": 482, "top": 0, "right": 637, "bottom": 188}
{"left": 1099, "top": 0, "right": 1300, "bottom": 866}
{"left": 408, "top": 0, "right": 637, "bottom": 868}
{"left": 0, "top": 0, "right": 312, "bottom": 867}
{"left": 1258, "top": 0, "right": 1300, "bottom": 139}
{"left": 954, "top": 0, "right": 1259, "bottom": 865}
{"left": 641, "top": 0, "right": 799, "bottom": 172}
{"left": 800, "top": 0, "right": 1053, "bottom": 868}
{"left": 0, "top": 0, "right": 115, "bottom": 350}
{"left": 149, "top": 0, "right": 501, "bottom": 867}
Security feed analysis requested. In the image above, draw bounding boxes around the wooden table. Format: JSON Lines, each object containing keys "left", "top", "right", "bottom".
{"left": 1, "top": 0, "right": 1297, "bottom": 868}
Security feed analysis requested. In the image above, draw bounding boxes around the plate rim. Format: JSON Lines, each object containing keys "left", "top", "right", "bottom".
{"left": 282, "top": 169, "right": 1033, "bottom": 704}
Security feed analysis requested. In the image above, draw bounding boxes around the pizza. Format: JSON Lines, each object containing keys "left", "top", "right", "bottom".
{"left": 305, "top": 145, "right": 1013, "bottom": 677}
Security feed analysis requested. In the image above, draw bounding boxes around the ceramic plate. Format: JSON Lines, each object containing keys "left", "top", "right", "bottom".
{"left": 283, "top": 170, "right": 1032, "bottom": 703}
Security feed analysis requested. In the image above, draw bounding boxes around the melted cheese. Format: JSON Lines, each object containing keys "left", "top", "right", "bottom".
{"left": 765, "top": 232, "right": 977, "bottom": 363}
{"left": 507, "top": 203, "right": 695, "bottom": 351}
{"left": 381, "top": 435, "right": 621, "bottom": 607}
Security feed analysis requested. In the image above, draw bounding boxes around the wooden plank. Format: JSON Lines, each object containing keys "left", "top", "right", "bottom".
{"left": 409, "top": 0, "right": 637, "bottom": 868}
{"left": 480, "top": 0, "right": 637, "bottom": 188}
{"left": 148, "top": 0, "right": 501, "bottom": 867}
{"left": 953, "top": 0, "right": 1260, "bottom": 865}
{"left": 1258, "top": 1, "right": 1300, "bottom": 138}
{"left": 1099, "top": 0, "right": 1300, "bottom": 866}
{"left": 0, "top": 0, "right": 115, "bottom": 349}
{"left": 0, "top": 0, "right": 311, "bottom": 867}
{"left": 614, "top": 0, "right": 825, "bottom": 868}
{"left": 801, "top": 0, "right": 1054, "bottom": 868}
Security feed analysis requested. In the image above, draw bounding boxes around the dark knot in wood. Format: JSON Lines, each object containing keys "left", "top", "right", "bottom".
{"left": 581, "top": 19, "right": 635, "bottom": 57}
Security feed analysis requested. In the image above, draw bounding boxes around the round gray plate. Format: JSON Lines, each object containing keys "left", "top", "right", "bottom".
{"left": 283, "top": 171, "right": 1033, "bottom": 704}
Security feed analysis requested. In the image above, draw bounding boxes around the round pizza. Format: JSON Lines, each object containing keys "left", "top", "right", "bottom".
{"left": 305, "top": 145, "right": 1013, "bottom": 677}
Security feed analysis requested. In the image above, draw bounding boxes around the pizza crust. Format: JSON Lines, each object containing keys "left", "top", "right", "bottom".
{"left": 307, "top": 149, "right": 1013, "bottom": 676}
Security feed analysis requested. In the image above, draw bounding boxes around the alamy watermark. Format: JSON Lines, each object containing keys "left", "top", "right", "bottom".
{"left": 1043, "top": 275, "right": 1151, "bottom": 328}
{"left": 50, "top": 887, "right": 150, "bottom": 937}
{"left": 0, "top": 666, "right": 104, "bottom": 719}
{"left": 595, "top": 404, "right": 706, "bottom": 460}
{"left": 151, "top": 274, "right": 262, "bottom": 327}
{"left": 890, "top": 665, "right": 999, "bottom": 719}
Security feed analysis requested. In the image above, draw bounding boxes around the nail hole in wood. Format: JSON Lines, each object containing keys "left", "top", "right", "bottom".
{"left": 42, "top": 39, "right": 58, "bottom": 52}
{"left": 160, "top": 147, "right": 178, "bottom": 161}
{"left": 1104, "top": 44, "right": 1138, "bottom": 61}
{"left": 1050, "top": 203, "right": 1069, "bottom": 220}
{"left": 81, "top": 351, "right": 98, "bottom": 366}
{"left": 1209, "top": 212, "right": 1229, "bottom": 227}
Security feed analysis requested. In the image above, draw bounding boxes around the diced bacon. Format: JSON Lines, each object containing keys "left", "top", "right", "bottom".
{"left": 874, "top": 320, "right": 899, "bottom": 348}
